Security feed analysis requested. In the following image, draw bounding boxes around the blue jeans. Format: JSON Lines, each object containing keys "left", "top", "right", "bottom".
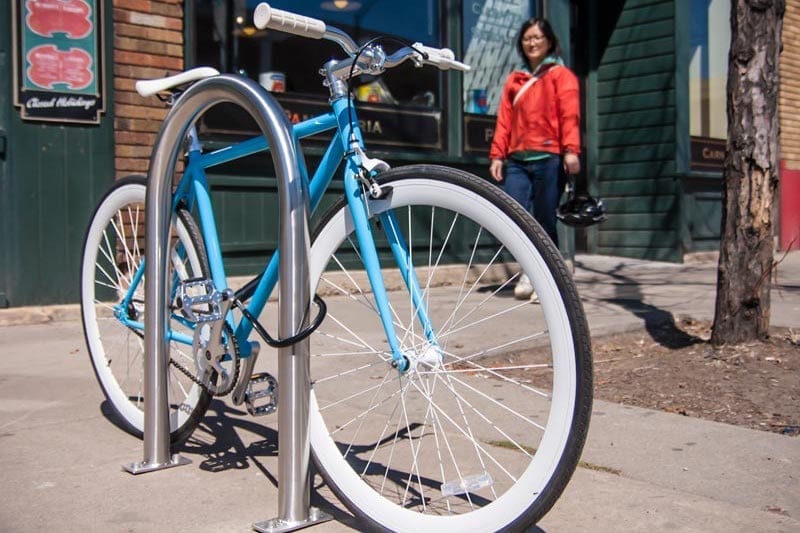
{"left": 504, "top": 157, "right": 564, "bottom": 246}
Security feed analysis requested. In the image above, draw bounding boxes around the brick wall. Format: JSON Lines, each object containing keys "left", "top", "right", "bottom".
{"left": 113, "top": 0, "right": 184, "bottom": 178}
{"left": 780, "top": 0, "right": 800, "bottom": 249}
{"left": 781, "top": 0, "right": 800, "bottom": 169}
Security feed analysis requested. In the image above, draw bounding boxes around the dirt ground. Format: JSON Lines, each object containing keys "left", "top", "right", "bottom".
{"left": 592, "top": 316, "right": 800, "bottom": 436}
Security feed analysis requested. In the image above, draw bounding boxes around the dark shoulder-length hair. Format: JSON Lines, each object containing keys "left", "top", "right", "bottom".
{"left": 516, "top": 18, "right": 561, "bottom": 60}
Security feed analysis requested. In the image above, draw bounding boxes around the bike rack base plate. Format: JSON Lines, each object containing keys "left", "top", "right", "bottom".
{"left": 253, "top": 507, "right": 333, "bottom": 533}
{"left": 123, "top": 454, "right": 191, "bottom": 475}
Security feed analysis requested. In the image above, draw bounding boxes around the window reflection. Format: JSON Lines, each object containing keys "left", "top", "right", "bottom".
{"left": 193, "top": 0, "right": 441, "bottom": 107}
{"left": 462, "top": 0, "right": 535, "bottom": 115}
{"left": 689, "top": 0, "right": 729, "bottom": 139}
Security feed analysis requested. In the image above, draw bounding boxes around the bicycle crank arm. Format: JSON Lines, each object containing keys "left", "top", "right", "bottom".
{"left": 231, "top": 341, "right": 260, "bottom": 405}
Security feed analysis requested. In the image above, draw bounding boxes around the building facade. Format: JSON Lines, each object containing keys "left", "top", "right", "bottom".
{"left": 780, "top": 1, "right": 800, "bottom": 252}
{"left": 1, "top": 0, "right": 797, "bottom": 306}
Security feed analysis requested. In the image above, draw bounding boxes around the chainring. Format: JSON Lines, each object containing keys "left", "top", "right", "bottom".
{"left": 184, "top": 322, "right": 241, "bottom": 396}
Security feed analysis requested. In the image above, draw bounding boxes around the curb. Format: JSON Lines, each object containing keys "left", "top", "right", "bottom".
{"left": 0, "top": 304, "right": 82, "bottom": 327}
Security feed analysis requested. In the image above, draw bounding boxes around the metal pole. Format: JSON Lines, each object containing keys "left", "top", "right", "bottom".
{"left": 124, "top": 73, "right": 331, "bottom": 530}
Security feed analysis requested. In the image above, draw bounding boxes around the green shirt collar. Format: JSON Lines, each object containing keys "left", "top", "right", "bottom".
{"left": 523, "top": 56, "right": 564, "bottom": 76}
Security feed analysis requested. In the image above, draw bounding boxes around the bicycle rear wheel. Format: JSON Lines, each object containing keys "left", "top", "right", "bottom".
{"left": 308, "top": 165, "right": 592, "bottom": 531}
{"left": 80, "top": 176, "right": 211, "bottom": 444}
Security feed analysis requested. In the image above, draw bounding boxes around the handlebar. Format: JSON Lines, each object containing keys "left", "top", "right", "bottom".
{"left": 253, "top": 3, "right": 359, "bottom": 55}
{"left": 252, "top": 2, "right": 470, "bottom": 74}
{"left": 407, "top": 43, "right": 470, "bottom": 72}
{"left": 253, "top": 3, "right": 326, "bottom": 39}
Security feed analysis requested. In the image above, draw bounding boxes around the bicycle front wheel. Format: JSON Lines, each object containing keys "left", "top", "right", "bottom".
{"left": 308, "top": 165, "right": 592, "bottom": 531}
{"left": 80, "top": 176, "right": 211, "bottom": 444}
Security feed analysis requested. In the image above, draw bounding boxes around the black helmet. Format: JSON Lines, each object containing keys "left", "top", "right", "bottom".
{"left": 557, "top": 193, "right": 607, "bottom": 228}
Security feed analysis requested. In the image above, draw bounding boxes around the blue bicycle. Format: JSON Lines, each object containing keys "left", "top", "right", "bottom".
{"left": 80, "top": 4, "right": 592, "bottom": 530}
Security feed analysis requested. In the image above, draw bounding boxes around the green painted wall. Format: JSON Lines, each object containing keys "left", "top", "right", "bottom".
{"left": 204, "top": 152, "right": 493, "bottom": 277}
{"left": 590, "top": 0, "right": 683, "bottom": 262}
{"left": 0, "top": 2, "right": 115, "bottom": 306}
{"left": 0, "top": 2, "right": 11, "bottom": 306}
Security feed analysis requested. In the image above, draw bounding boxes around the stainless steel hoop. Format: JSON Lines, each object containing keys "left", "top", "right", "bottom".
{"left": 125, "top": 73, "right": 330, "bottom": 531}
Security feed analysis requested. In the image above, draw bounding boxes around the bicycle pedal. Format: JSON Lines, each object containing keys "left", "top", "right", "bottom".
{"left": 176, "top": 278, "right": 230, "bottom": 323}
{"left": 245, "top": 372, "right": 278, "bottom": 416}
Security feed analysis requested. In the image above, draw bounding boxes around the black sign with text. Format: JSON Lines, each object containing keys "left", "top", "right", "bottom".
{"left": 202, "top": 95, "right": 443, "bottom": 151}
{"left": 12, "top": 0, "right": 106, "bottom": 124}
{"left": 691, "top": 136, "right": 726, "bottom": 172}
{"left": 463, "top": 113, "right": 496, "bottom": 155}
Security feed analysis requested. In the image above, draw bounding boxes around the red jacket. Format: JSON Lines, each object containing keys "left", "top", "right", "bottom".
{"left": 489, "top": 65, "right": 581, "bottom": 160}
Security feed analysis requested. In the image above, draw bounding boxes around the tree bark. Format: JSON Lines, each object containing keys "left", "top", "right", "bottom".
{"left": 711, "top": 0, "right": 784, "bottom": 346}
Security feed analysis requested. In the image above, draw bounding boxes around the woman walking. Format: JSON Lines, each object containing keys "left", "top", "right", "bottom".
{"left": 489, "top": 17, "right": 581, "bottom": 300}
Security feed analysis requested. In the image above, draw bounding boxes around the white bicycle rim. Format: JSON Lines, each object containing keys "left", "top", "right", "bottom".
{"left": 307, "top": 175, "right": 581, "bottom": 531}
{"left": 81, "top": 180, "right": 206, "bottom": 435}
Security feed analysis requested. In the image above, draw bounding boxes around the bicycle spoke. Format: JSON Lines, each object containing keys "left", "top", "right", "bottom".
{"left": 403, "top": 376, "right": 518, "bottom": 483}
{"left": 307, "top": 162, "right": 589, "bottom": 530}
{"left": 83, "top": 179, "right": 210, "bottom": 444}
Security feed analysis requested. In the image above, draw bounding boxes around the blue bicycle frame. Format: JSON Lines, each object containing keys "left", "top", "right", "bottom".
{"left": 116, "top": 95, "right": 439, "bottom": 371}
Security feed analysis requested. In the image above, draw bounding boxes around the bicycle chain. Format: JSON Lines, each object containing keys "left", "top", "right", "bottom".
{"left": 168, "top": 322, "right": 240, "bottom": 397}
{"left": 127, "top": 306, "right": 241, "bottom": 397}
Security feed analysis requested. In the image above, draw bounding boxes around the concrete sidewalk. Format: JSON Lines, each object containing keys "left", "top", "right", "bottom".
{"left": 0, "top": 252, "right": 798, "bottom": 532}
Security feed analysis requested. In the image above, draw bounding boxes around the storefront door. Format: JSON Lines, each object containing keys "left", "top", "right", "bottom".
{"left": 0, "top": 1, "right": 115, "bottom": 307}
{"left": 1, "top": 7, "right": 12, "bottom": 307}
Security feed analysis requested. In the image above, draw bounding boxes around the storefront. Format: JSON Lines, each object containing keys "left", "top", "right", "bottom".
{"left": 1, "top": 0, "right": 797, "bottom": 306}
{"left": 179, "top": 0, "right": 731, "bottom": 268}
{"left": 1, "top": 0, "right": 115, "bottom": 307}
{"left": 181, "top": 0, "right": 573, "bottom": 275}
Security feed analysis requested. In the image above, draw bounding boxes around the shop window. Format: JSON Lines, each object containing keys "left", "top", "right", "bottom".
{"left": 461, "top": 1, "right": 538, "bottom": 156}
{"left": 688, "top": 1, "right": 729, "bottom": 174}
{"left": 462, "top": 0, "right": 537, "bottom": 115}
{"left": 193, "top": 0, "right": 441, "bottom": 107}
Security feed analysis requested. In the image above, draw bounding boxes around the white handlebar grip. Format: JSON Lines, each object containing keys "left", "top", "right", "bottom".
{"left": 253, "top": 3, "right": 326, "bottom": 39}
{"left": 412, "top": 43, "right": 471, "bottom": 71}
{"left": 439, "top": 48, "right": 456, "bottom": 60}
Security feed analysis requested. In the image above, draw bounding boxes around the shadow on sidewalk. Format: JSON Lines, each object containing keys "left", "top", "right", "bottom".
{"left": 176, "top": 400, "right": 360, "bottom": 526}
{"left": 99, "top": 398, "right": 557, "bottom": 530}
{"left": 576, "top": 260, "right": 703, "bottom": 349}
{"left": 179, "top": 400, "right": 278, "bottom": 474}
{"left": 100, "top": 399, "right": 360, "bottom": 527}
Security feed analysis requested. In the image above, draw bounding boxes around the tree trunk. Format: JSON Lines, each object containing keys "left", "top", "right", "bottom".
{"left": 711, "top": 0, "right": 784, "bottom": 346}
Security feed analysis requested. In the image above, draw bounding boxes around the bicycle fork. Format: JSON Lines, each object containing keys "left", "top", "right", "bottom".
{"left": 342, "top": 166, "right": 441, "bottom": 372}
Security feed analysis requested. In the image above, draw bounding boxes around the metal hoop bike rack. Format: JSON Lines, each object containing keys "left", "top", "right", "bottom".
{"left": 76, "top": 4, "right": 594, "bottom": 530}
{"left": 123, "top": 73, "right": 331, "bottom": 532}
